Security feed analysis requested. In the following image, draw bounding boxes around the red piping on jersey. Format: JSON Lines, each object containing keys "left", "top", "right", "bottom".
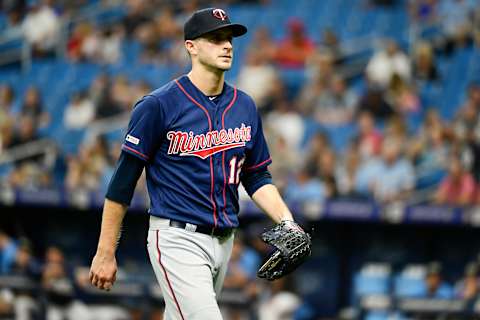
{"left": 245, "top": 157, "right": 272, "bottom": 171}
{"left": 175, "top": 79, "right": 217, "bottom": 227}
{"left": 156, "top": 230, "right": 185, "bottom": 320}
{"left": 122, "top": 145, "right": 149, "bottom": 160}
{"left": 221, "top": 87, "right": 237, "bottom": 226}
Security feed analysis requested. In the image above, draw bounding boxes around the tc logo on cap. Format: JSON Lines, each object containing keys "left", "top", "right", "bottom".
{"left": 212, "top": 9, "right": 228, "bottom": 21}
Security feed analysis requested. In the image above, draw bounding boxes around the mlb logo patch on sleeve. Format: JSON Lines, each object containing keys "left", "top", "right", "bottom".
{"left": 126, "top": 134, "right": 140, "bottom": 145}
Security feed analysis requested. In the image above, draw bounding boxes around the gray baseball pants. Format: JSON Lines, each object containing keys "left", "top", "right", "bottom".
{"left": 147, "top": 216, "right": 234, "bottom": 320}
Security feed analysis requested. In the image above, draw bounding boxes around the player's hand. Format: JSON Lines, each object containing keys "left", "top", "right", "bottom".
{"left": 89, "top": 250, "right": 117, "bottom": 291}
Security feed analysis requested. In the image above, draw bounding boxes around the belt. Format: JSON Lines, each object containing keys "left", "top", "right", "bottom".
{"left": 169, "top": 220, "right": 235, "bottom": 238}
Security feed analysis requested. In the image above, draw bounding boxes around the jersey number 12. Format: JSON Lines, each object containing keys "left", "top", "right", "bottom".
{"left": 228, "top": 156, "right": 245, "bottom": 184}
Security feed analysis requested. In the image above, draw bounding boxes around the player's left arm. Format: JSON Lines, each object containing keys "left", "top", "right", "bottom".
{"left": 251, "top": 184, "right": 293, "bottom": 223}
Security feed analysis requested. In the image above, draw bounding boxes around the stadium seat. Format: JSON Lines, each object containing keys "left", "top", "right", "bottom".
{"left": 354, "top": 263, "right": 392, "bottom": 297}
{"left": 393, "top": 265, "right": 427, "bottom": 298}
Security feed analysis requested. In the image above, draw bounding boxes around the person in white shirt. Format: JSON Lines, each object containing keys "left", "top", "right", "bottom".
{"left": 63, "top": 93, "right": 95, "bottom": 130}
{"left": 22, "top": 3, "right": 60, "bottom": 54}
{"left": 366, "top": 39, "right": 411, "bottom": 88}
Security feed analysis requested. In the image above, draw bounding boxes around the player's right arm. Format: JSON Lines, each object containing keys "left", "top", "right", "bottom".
{"left": 89, "top": 199, "right": 127, "bottom": 291}
{"left": 90, "top": 151, "right": 145, "bottom": 290}
{"left": 90, "top": 95, "right": 164, "bottom": 291}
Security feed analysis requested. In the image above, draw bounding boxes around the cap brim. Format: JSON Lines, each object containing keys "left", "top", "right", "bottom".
{"left": 193, "top": 23, "right": 247, "bottom": 39}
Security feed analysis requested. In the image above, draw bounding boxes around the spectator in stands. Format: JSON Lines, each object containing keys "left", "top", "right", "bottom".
{"left": 67, "top": 22, "right": 93, "bottom": 62}
{"left": 256, "top": 76, "right": 289, "bottom": 115}
{"left": 63, "top": 92, "right": 95, "bottom": 130}
{"left": 408, "top": 0, "right": 439, "bottom": 26}
{"left": 122, "top": 0, "right": 150, "bottom": 37}
{"left": 284, "top": 167, "right": 326, "bottom": 206}
{"left": 248, "top": 27, "right": 277, "bottom": 64}
{"left": 42, "top": 246, "right": 90, "bottom": 320}
{"left": 316, "top": 148, "right": 339, "bottom": 198}
{"left": 304, "top": 132, "right": 332, "bottom": 173}
{"left": 2, "top": 0, "right": 27, "bottom": 27}
{"left": 9, "top": 239, "right": 41, "bottom": 320}
{"left": 453, "top": 85, "right": 480, "bottom": 182}
{"left": 274, "top": 18, "right": 315, "bottom": 69}
{"left": 386, "top": 73, "right": 421, "bottom": 115}
{"left": 455, "top": 262, "right": 479, "bottom": 300}
{"left": 357, "top": 111, "right": 383, "bottom": 159}
{"left": 8, "top": 159, "right": 53, "bottom": 190}
{"left": 315, "top": 75, "right": 358, "bottom": 126}
{"left": 89, "top": 73, "right": 109, "bottom": 107}
{"left": 237, "top": 49, "right": 279, "bottom": 109}
{"left": 223, "top": 233, "right": 260, "bottom": 320}
{"left": 336, "top": 140, "right": 361, "bottom": 197}
{"left": 458, "top": 82, "right": 480, "bottom": 121}
{"left": 0, "top": 84, "right": 15, "bottom": 117}
{"left": 21, "top": 1, "right": 60, "bottom": 56}
{"left": 267, "top": 134, "right": 299, "bottom": 192}
{"left": 130, "top": 80, "right": 152, "bottom": 104}
{"left": 305, "top": 51, "right": 335, "bottom": 86}
{"left": 409, "top": 114, "right": 450, "bottom": 188}
{"left": 438, "top": 0, "right": 475, "bottom": 53}
{"left": 136, "top": 28, "right": 159, "bottom": 63}
{"left": 0, "top": 85, "right": 15, "bottom": 152}
{"left": 318, "top": 28, "right": 342, "bottom": 63}
{"left": 0, "top": 231, "right": 18, "bottom": 275}
{"left": 94, "top": 76, "right": 128, "bottom": 119}
{"left": 20, "top": 86, "right": 49, "bottom": 130}
{"left": 366, "top": 39, "right": 411, "bottom": 88}
{"left": 79, "top": 24, "right": 124, "bottom": 64}
{"left": 66, "top": 136, "right": 110, "bottom": 191}
{"left": 258, "top": 277, "right": 301, "bottom": 320}
{"left": 384, "top": 115, "right": 409, "bottom": 146}
{"left": 0, "top": 120, "right": 13, "bottom": 152}
{"left": 357, "top": 85, "right": 396, "bottom": 121}
{"left": 435, "top": 153, "right": 477, "bottom": 206}
{"left": 9, "top": 116, "right": 38, "bottom": 147}
{"left": 372, "top": 138, "right": 415, "bottom": 203}
{"left": 0, "top": 289, "right": 13, "bottom": 318}
{"left": 423, "top": 262, "right": 453, "bottom": 299}
{"left": 412, "top": 41, "right": 439, "bottom": 83}
{"left": 315, "top": 146, "right": 335, "bottom": 180}
{"left": 97, "top": 25, "right": 124, "bottom": 64}
{"left": 265, "top": 100, "right": 304, "bottom": 153}
{"left": 353, "top": 143, "right": 383, "bottom": 196}
{"left": 10, "top": 238, "right": 41, "bottom": 278}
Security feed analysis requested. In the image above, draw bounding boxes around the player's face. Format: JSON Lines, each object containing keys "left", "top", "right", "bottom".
{"left": 194, "top": 29, "right": 234, "bottom": 71}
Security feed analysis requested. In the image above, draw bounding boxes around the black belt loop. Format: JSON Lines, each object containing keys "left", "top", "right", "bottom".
{"left": 168, "top": 220, "right": 234, "bottom": 239}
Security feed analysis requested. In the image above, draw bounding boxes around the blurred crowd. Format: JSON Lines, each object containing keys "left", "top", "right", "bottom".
{"left": 1, "top": 1, "right": 480, "bottom": 320}
{"left": 2, "top": 0, "right": 480, "bottom": 209}
{"left": 0, "top": 227, "right": 311, "bottom": 320}
{"left": 2, "top": 228, "right": 480, "bottom": 320}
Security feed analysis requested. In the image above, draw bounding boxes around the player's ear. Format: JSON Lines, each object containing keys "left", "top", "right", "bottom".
{"left": 185, "top": 40, "right": 198, "bottom": 56}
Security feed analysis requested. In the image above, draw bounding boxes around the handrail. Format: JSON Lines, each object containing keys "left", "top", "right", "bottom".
{"left": 0, "top": 138, "right": 56, "bottom": 165}
{"left": 85, "top": 112, "right": 129, "bottom": 142}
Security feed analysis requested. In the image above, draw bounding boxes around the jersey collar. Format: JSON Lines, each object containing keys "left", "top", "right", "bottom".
{"left": 177, "top": 75, "right": 234, "bottom": 110}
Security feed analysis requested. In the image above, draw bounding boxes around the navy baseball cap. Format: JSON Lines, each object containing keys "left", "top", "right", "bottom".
{"left": 184, "top": 8, "right": 248, "bottom": 40}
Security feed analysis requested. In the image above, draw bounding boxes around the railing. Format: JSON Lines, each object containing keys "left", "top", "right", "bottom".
{"left": 0, "top": 138, "right": 56, "bottom": 166}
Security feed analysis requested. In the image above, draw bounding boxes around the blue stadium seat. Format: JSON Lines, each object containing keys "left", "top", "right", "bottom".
{"left": 55, "top": 128, "right": 87, "bottom": 156}
{"left": 354, "top": 263, "right": 391, "bottom": 297}
{"left": 365, "top": 311, "right": 389, "bottom": 320}
{"left": 393, "top": 265, "right": 427, "bottom": 298}
{"left": 366, "top": 311, "right": 409, "bottom": 320}
{"left": 278, "top": 68, "right": 307, "bottom": 100}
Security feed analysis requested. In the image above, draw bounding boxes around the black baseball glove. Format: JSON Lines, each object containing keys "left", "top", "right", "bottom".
{"left": 257, "top": 220, "right": 311, "bottom": 281}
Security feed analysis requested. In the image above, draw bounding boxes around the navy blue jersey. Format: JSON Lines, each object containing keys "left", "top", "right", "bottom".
{"left": 121, "top": 75, "right": 271, "bottom": 228}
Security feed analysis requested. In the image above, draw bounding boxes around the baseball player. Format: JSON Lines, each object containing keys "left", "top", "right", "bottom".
{"left": 89, "top": 7, "right": 309, "bottom": 320}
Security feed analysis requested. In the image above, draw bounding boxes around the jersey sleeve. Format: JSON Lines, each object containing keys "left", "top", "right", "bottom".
{"left": 121, "top": 95, "right": 165, "bottom": 161}
{"left": 243, "top": 112, "right": 272, "bottom": 172}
